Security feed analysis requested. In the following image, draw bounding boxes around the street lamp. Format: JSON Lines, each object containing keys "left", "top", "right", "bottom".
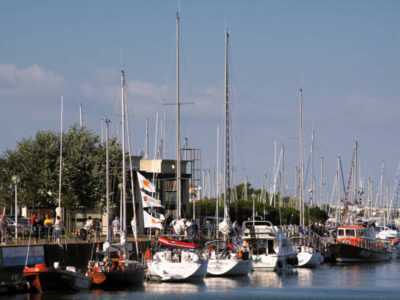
{"left": 11, "top": 175, "right": 21, "bottom": 242}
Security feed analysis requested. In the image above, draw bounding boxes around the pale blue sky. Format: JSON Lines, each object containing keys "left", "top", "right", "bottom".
{"left": 1, "top": 1, "right": 399, "bottom": 202}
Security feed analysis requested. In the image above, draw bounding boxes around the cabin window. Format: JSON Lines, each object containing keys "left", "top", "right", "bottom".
{"left": 338, "top": 229, "right": 344, "bottom": 236}
{"left": 346, "top": 229, "right": 355, "bottom": 236}
{"left": 356, "top": 229, "right": 364, "bottom": 236}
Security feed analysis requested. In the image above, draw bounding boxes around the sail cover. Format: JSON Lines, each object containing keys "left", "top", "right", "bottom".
{"left": 158, "top": 236, "right": 200, "bottom": 250}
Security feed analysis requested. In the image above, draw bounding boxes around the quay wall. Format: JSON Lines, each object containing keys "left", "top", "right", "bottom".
{"left": 0, "top": 240, "right": 150, "bottom": 283}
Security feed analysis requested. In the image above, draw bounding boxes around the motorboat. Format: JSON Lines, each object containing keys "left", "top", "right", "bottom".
{"left": 242, "top": 220, "right": 298, "bottom": 272}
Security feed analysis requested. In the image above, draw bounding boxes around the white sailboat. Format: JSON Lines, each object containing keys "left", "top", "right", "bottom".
{"left": 297, "top": 245, "right": 324, "bottom": 267}
{"left": 296, "top": 88, "right": 323, "bottom": 268}
{"left": 206, "top": 30, "right": 252, "bottom": 277}
{"left": 146, "top": 12, "right": 208, "bottom": 282}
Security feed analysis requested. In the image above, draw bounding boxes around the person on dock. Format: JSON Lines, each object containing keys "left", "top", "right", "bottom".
{"left": 44, "top": 214, "right": 53, "bottom": 243}
{"left": 112, "top": 216, "right": 120, "bottom": 241}
{"left": 54, "top": 216, "right": 61, "bottom": 244}
{"left": 32, "top": 217, "right": 39, "bottom": 244}
{"left": 84, "top": 216, "right": 93, "bottom": 240}
{"left": 0, "top": 215, "right": 8, "bottom": 244}
{"left": 38, "top": 215, "right": 45, "bottom": 240}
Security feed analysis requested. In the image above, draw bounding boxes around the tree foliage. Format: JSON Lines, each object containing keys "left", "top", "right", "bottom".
{"left": 0, "top": 125, "right": 123, "bottom": 212}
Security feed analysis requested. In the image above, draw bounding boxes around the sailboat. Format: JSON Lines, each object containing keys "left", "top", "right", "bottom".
{"left": 296, "top": 94, "right": 323, "bottom": 268}
{"left": 87, "top": 69, "right": 145, "bottom": 288}
{"left": 146, "top": 12, "right": 208, "bottom": 282}
{"left": 24, "top": 97, "right": 93, "bottom": 293}
{"left": 206, "top": 30, "right": 252, "bottom": 277}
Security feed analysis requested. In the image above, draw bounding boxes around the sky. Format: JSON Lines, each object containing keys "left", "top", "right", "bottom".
{"left": 0, "top": 0, "right": 399, "bottom": 204}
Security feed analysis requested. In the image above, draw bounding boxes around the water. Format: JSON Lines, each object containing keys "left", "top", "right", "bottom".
{"left": 8, "top": 260, "right": 400, "bottom": 299}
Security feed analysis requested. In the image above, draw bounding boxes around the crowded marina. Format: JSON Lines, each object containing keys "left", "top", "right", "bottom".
{"left": 1, "top": 1, "right": 400, "bottom": 299}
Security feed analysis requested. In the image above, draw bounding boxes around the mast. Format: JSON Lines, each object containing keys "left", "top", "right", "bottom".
{"left": 354, "top": 140, "right": 358, "bottom": 204}
{"left": 121, "top": 69, "right": 127, "bottom": 233}
{"left": 145, "top": 118, "right": 149, "bottom": 159}
{"left": 79, "top": 103, "right": 83, "bottom": 128}
{"left": 223, "top": 30, "right": 230, "bottom": 220}
{"left": 57, "top": 96, "right": 63, "bottom": 218}
{"left": 105, "top": 118, "right": 110, "bottom": 241}
{"left": 299, "top": 87, "right": 304, "bottom": 227}
{"left": 216, "top": 126, "right": 220, "bottom": 239}
{"left": 320, "top": 155, "right": 324, "bottom": 207}
{"left": 124, "top": 92, "right": 140, "bottom": 255}
{"left": 310, "top": 130, "right": 315, "bottom": 206}
{"left": 176, "top": 12, "right": 182, "bottom": 220}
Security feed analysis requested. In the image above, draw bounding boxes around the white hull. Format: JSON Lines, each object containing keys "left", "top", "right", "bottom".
{"left": 207, "top": 258, "right": 252, "bottom": 276}
{"left": 297, "top": 250, "right": 323, "bottom": 268}
{"left": 147, "top": 251, "right": 208, "bottom": 282}
{"left": 252, "top": 253, "right": 297, "bottom": 272}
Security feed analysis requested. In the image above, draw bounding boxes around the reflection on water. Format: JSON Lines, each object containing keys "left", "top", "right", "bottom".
{"left": 9, "top": 260, "right": 400, "bottom": 299}
{"left": 204, "top": 276, "right": 250, "bottom": 292}
{"left": 249, "top": 270, "right": 283, "bottom": 287}
{"left": 296, "top": 268, "right": 313, "bottom": 286}
{"left": 145, "top": 281, "right": 205, "bottom": 294}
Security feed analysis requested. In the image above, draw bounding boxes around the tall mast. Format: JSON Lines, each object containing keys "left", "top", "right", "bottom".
{"left": 145, "top": 118, "right": 149, "bottom": 159}
{"left": 105, "top": 118, "right": 110, "bottom": 241}
{"left": 310, "top": 130, "right": 315, "bottom": 206}
{"left": 121, "top": 69, "right": 127, "bottom": 233}
{"left": 176, "top": 12, "right": 182, "bottom": 219}
{"left": 79, "top": 103, "right": 83, "bottom": 128}
{"left": 57, "top": 96, "right": 63, "bottom": 218}
{"left": 216, "top": 126, "right": 220, "bottom": 239}
{"left": 223, "top": 30, "right": 230, "bottom": 220}
{"left": 299, "top": 87, "right": 304, "bottom": 227}
{"left": 354, "top": 140, "right": 358, "bottom": 204}
{"left": 320, "top": 155, "right": 324, "bottom": 207}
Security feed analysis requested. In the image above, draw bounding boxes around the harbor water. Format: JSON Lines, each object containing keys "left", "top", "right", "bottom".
{"left": 8, "top": 259, "right": 400, "bottom": 299}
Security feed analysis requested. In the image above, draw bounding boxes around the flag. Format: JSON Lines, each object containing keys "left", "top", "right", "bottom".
{"left": 137, "top": 172, "right": 156, "bottom": 193}
{"left": 141, "top": 191, "right": 162, "bottom": 208}
{"left": 143, "top": 210, "right": 163, "bottom": 230}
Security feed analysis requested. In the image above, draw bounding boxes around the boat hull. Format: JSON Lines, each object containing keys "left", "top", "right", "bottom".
{"left": 207, "top": 258, "right": 252, "bottom": 276}
{"left": 329, "top": 243, "right": 392, "bottom": 262}
{"left": 297, "top": 251, "right": 324, "bottom": 268}
{"left": 24, "top": 268, "right": 92, "bottom": 293}
{"left": 90, "top": 269, "right": 145, "bottom": 288}
{"left": 252, "top": 253, "right": 298, "bottom": 272}
{"left": 147, "top": 259, "right": 208, "bottom": 282}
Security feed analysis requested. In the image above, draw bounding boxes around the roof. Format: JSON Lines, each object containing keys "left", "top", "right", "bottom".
{"left": 338, "top": 225, "right": 364, "bottom": 229}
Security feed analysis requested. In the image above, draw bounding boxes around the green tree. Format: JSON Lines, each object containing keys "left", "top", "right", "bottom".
{"left": 0, "top": 125, "right": 123, "bottom": 213}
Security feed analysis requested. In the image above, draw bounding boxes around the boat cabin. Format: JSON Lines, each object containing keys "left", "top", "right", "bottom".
{"left": 337, "top": 225, "right": 376, "bottom": 243}
{"left": 242, "top": 221, "right": 289, "bottom": 256}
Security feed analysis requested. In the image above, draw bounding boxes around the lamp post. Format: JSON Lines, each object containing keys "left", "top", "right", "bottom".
{"left": 11, "top": 175, "right": 21, "bottom": 243}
